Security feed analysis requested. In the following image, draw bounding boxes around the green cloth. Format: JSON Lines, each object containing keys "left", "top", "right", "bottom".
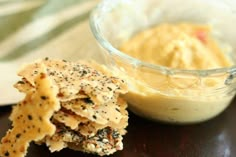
{"left": 0, "top": 0, "right": 101, "bottom": 105}
{"left": 0, "top": 0, "right": 97, "bottom": 61}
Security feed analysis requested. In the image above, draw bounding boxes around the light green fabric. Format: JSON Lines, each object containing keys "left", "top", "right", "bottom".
{"left": 0, "top": 0, "right": 102, "bottom": 105}
{"left": 0, "top": 0, "right": 95, "bottom": 61}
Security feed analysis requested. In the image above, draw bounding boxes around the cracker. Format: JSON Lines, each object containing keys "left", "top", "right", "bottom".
{"left": 45, "top": 137, "right": 67, "bottom": 152}
{"left": 44, "top": 125, "right": 123, "bottom": 156}
{"left": 61, "top": 98, "right": 123, "bottom": 125}
{"left": 42, "top": 123, "right": 84, "bottom": 152}
{"left": 68, "top": 127, "right": 124, "bottom": 156}
{"left": 17, "top": 58, "right": 127, "bottom": 104}
{"left": 53, "top": 109, "right": 88, "bottom": 130}
{"left": 0, "top": 64, "right": 60, "bottom": 157}
{"left": 15, "top": 80, "right": 88, "bottom": 101}
{"left": 52, "top": 99, "right": 128, "bottom": 137}
{"left": 78, "top": 98, "right": 128, "bottom": 136}
{"left": 81, "top": 60, "right": 128, "bottom": 93}
{"left": 1, "top": 58, "right": 129, "bottom": 157}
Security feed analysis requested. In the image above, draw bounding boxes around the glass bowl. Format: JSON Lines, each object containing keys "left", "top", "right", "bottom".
{"left": 90, "top": 0, "right": 236, "bottom": 124}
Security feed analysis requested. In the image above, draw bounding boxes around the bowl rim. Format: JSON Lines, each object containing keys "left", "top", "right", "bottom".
{"left": 89, "top": 0, "right": 236, "bottom": 77}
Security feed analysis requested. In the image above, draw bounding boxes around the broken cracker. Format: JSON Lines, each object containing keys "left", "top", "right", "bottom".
{"left": 53, "top": 109, "right": 88, "bottom": 130}
{"left": 68, "top": 127, "right": 124, "bottom": 156}
{"left": 17, "top": 59, "right": 127, "bottom": 104}
{"left": 0, "top": 64, "right": 60, "bottom": 157}
{"left": 44, "top": 125, "right": 123, "bottom": 156}
{"left": 61, "top": 98, "right": 123, "bottom": 125}
{"left": 78, "top": 98, "right": 128, "bottom": 136}
{"left": 1, "top": 58, "right": 129, "bottom": 157}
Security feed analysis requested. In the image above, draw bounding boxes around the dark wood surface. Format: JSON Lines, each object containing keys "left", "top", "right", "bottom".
{"left": 1, "top": 99, "right": 236, "bottom": 157}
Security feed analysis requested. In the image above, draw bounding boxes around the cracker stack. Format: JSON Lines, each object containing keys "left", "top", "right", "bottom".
{"left": 0, "top": 58, "right": 128, "bottom": 157}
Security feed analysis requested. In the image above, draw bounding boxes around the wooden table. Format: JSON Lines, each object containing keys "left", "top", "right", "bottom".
{"left": 1, "top": 99, "right": 235, "bottom": 157}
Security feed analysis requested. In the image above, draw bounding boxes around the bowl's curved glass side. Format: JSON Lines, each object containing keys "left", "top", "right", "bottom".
{"left": 101, "top": 50, "right": 236, "bottom": 123}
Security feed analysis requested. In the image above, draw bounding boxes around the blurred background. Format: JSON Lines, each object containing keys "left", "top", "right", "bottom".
{"left": 0, "top": 0, "right": 102, "bottom": 105}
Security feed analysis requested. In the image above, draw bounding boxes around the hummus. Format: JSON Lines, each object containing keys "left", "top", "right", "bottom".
{"left": 120, "top": 23, "right": 232, "bottom": 70}
{"left": 118, "top": 23, "right": 234, "bottom": 123}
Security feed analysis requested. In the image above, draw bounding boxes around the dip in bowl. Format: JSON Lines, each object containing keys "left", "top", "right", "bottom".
{"left": 90, "top": 0, "right": 236, "bottom": 124}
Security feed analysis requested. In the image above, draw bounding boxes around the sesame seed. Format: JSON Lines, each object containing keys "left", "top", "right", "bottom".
{"left": 16, "top": 133, "right": 21, "bottom": 138}
{"left": 40, "top": 96, "right": 47, "bottom": 100}
{"left": 4, "top": 151, "right": 9, "bottom": 156}
{"left": 28, "top": 115, "right": 33, "bottom": 120}
{"left": 93, "top": 115, "right": 97, "bottom": 119}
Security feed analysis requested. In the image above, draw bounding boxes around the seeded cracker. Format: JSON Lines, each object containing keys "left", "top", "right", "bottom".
{"left": 61, "top": 98, "right": 123, "bottom": 125}
{"left": 78, "top": 98, "right": 128, "bottom": 137}
{"left": 0, "top": 64, "right": 60, "bottom": 157}
{"left": 1, "top": 58, "right": 128, "bottom": 156}
{"left": 53, "top": 110, "right": 88, "bottom": 130}
{"left": 16, "top": 59, "right": 127, "bottom": 104}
